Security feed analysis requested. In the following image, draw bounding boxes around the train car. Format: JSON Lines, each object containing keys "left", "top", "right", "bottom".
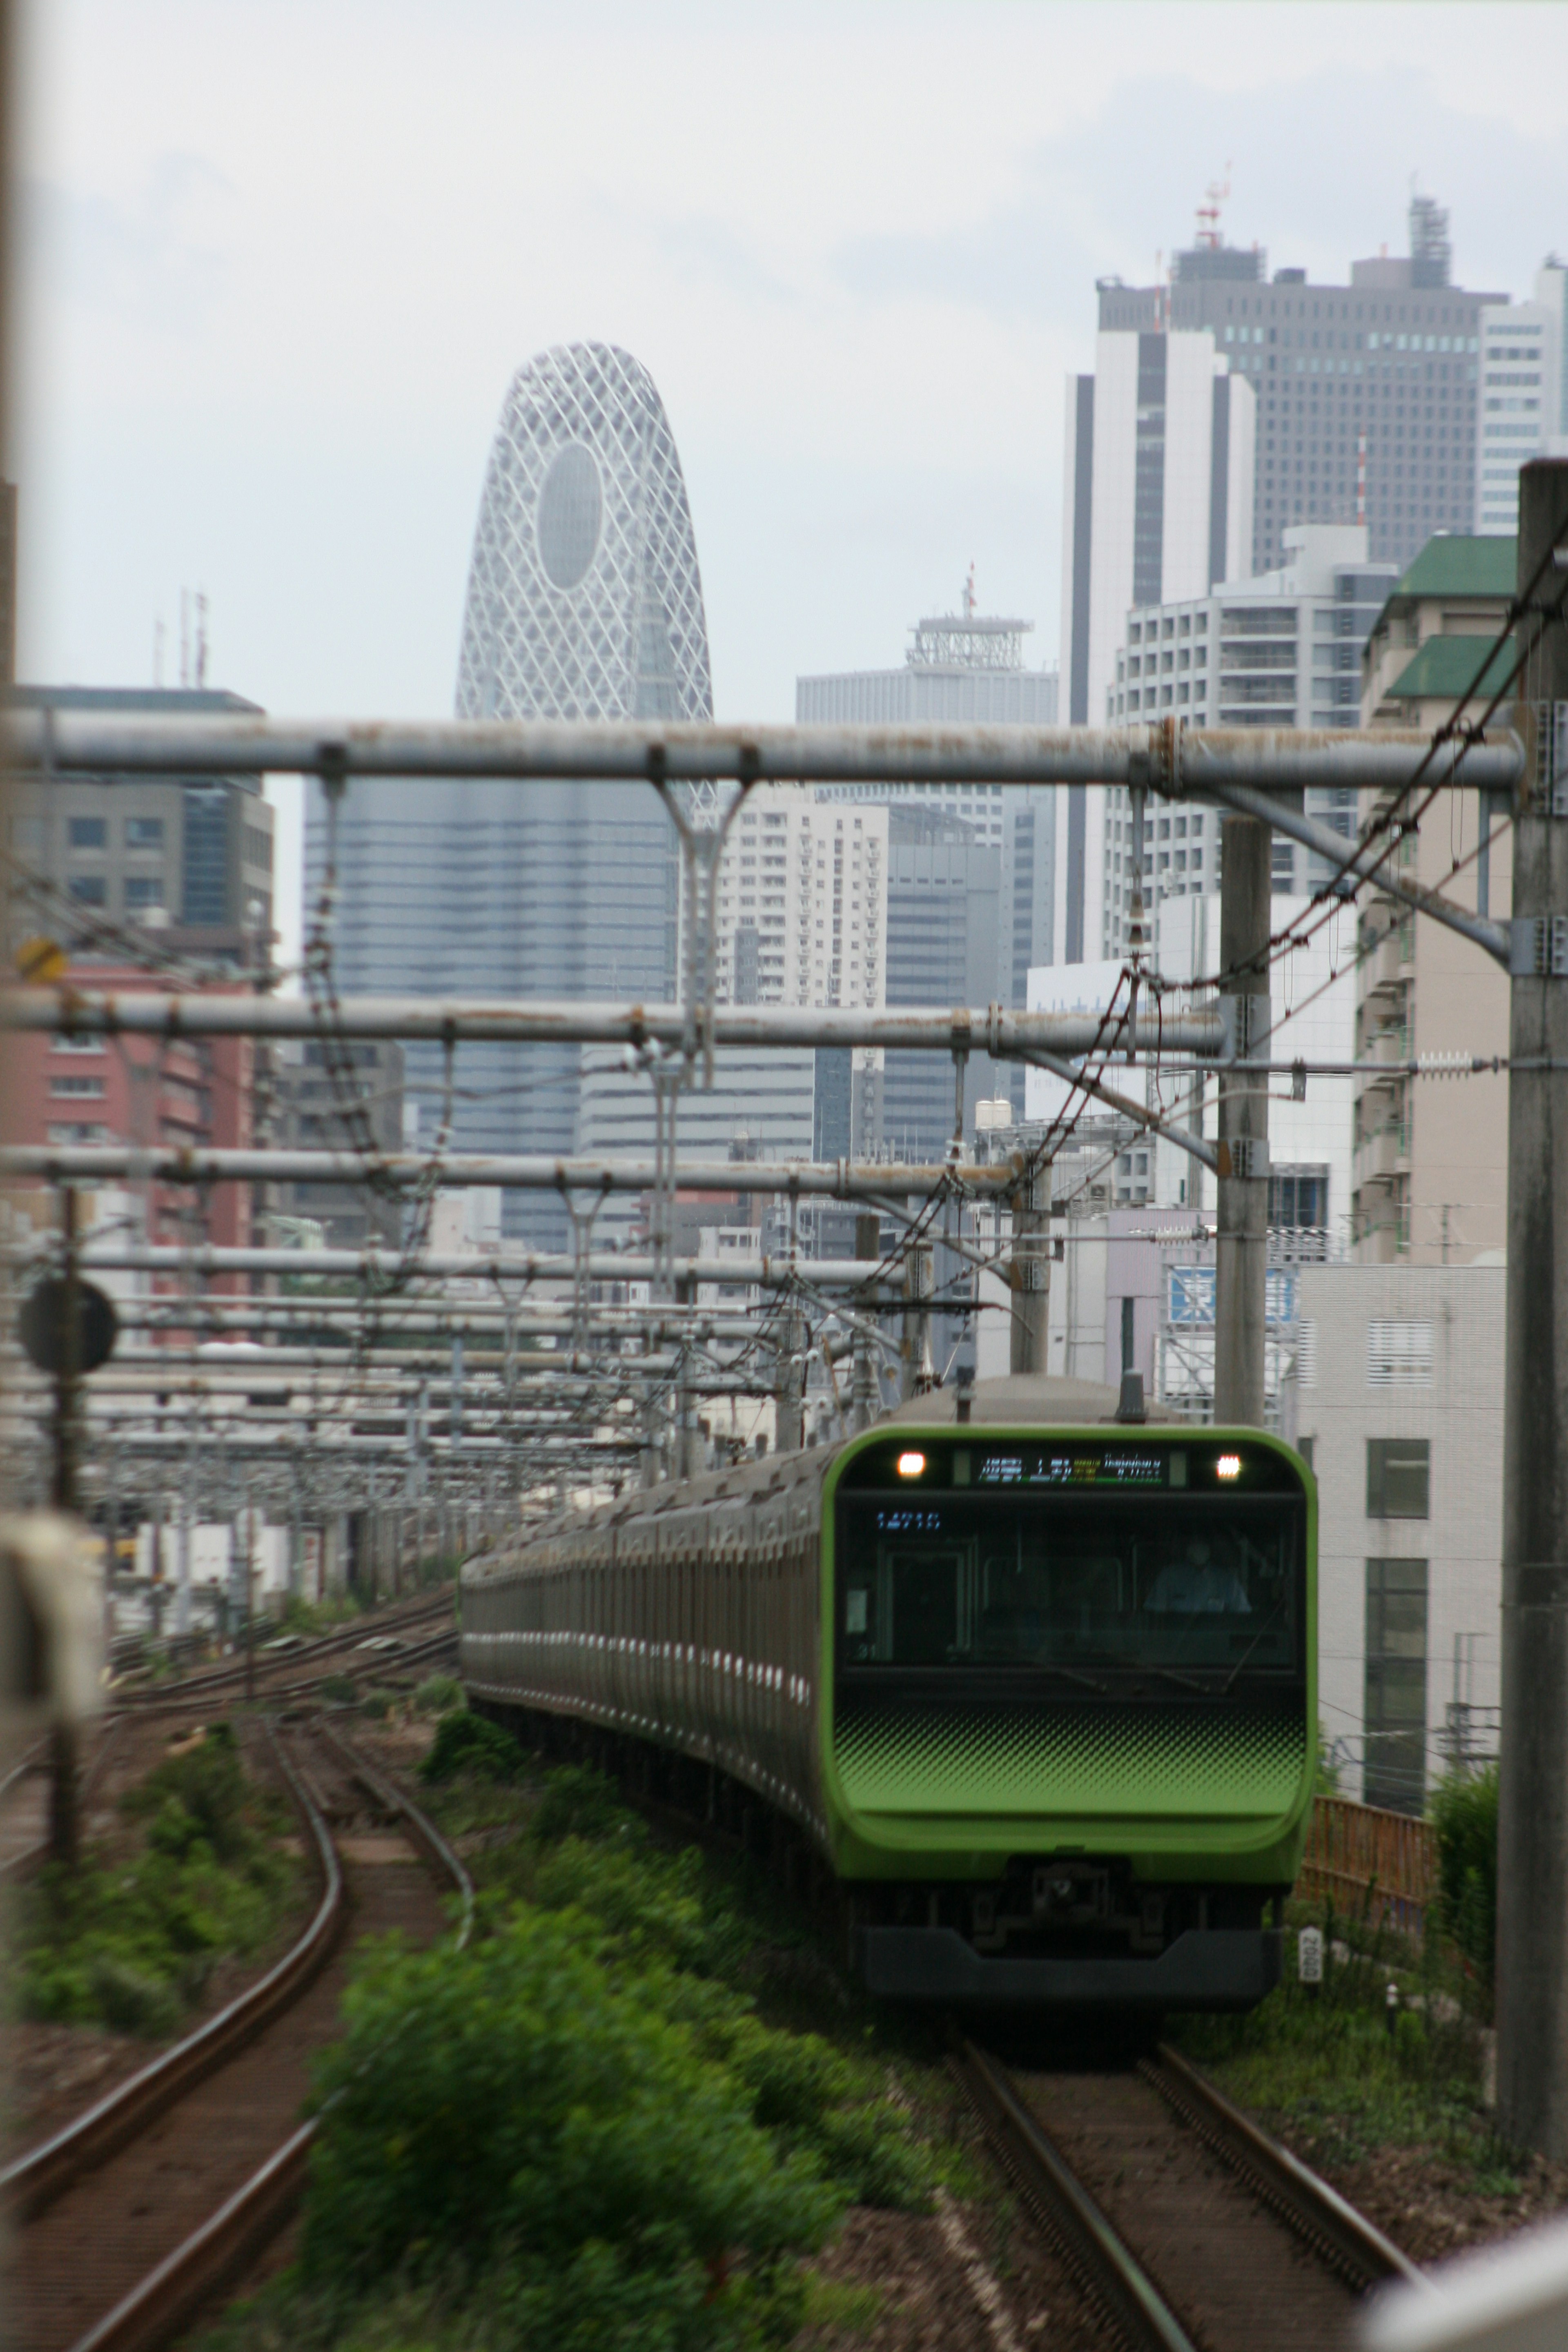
{"left": 461, "top": 1374, "right": 1316, "bottom": 2010}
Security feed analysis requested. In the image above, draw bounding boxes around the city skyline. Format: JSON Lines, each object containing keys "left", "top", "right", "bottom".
{"left": 15, "top": 4, "right": 1566, "bottom": 727}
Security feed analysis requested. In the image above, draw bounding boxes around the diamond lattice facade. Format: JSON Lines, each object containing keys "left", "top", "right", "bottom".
{"left": 455, "top": 341, "right": 713, "bottom": 724}
{"left": 307, "top": 344, "right": 713, "bottom": 1250}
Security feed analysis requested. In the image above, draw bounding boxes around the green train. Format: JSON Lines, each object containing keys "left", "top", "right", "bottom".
{"left": 461, "top": 1375, "right": 1316, "bottom": 2010}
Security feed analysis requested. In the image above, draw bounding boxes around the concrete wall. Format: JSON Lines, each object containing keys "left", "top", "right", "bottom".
{"left": 1295, "top": 1260, "right": 1504, "bottom": 1806}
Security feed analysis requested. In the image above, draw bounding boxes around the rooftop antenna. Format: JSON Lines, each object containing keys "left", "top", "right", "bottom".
{"left": 963, "top": 562, "right": 976, "bottom": 620}
{"left": 194, "top": 590, "right": 209, "bottom": 690}
{"left": 179, "top": 590, "right": 190, "bottom": 689}
{"left": 1195, "top": 162, "right": 1232, "bottom": 250}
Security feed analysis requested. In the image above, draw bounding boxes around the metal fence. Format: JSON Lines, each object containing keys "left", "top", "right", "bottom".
{"left": 1296, "top": 1794, "right": 1439, "bottom": 1937}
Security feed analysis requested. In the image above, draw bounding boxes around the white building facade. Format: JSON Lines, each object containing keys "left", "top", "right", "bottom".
{"left": 1057, "top": 329, "right": 1254, "bottom": 969}
{"left": 1294, "top": 1261, "right": 1503, "bottom": 1813}
{"left": 1475, "top": 258, "right": 1568, "bottom": 535}
{"left": 1096, "top": 526, "right": 1398, "bottom": 956}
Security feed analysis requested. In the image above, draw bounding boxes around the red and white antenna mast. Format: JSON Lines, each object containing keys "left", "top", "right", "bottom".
{"left": 1195, "top": 163, "right": 1232, "bottom": 250}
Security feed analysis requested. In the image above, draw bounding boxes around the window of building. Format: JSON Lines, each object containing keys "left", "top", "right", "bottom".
{"left": 49, "top": 1073, "right": 106, "bottom": 1097}
{"left": 10, "top": 814, "right": 47, "bottom": 856}
{"left": 1367, "top": 1437, "right": 1430, "bottom": 1519}
{"left": 125, "top": 816, "right": 165, "bottom": 849}
{"left": 125, "top": 875, "right": 165, "bottom": 909}
{"left": 51, "top": 1033, "right": 104, "bottom": 1055}
{"left": 68, "top": 874, "right": 107, "bottom": 906}
{"left": 181, "top": 786, "right": 230, "bottom": 926}
{"left": 1367, "top": 1319, "right": 1434, "bottom": 1387}
{"left": 68, "top": 816, "right": 107, "bottom": 850}
{"left": 1364, "top": 1556, "right": 1429, "bottom": 1813}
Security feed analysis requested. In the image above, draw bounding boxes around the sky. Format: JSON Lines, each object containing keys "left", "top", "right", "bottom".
{"left": 11, "top": 1, "right": 1568, "bottom": 962}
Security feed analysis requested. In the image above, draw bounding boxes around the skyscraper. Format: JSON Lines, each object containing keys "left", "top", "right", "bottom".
{"left": 1094, "top": 193, "right": 1504, "bottom": 580}
{"left": 797, "top": 588, "right": 1058, "bottom": 1002}
{"left": 1057, "top": 333, "right": 1253, "bottom": 966}
{"left": 307, "top": 343, "right": 713, "bottom": 1246}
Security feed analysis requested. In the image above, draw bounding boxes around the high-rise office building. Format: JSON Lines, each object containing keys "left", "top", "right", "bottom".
{"left": 307, "top": 343, "right": 713, "bottom": 1247}
{"left": 1060, "top": 332, "right": 1255, "bottom": 735}
{"left": 1057, "top": 332, "right": 1253, "bottom": 964}
{"left": 1475, "top": 258, "right": 1568, "bottom": 536}
{"left": 1094, "top": 194, "right": 1504, "bottom": 580}
{"left": 880, "top": 806, "right": 1002, "bottom": 1161}
{"left": 797, "top": 588, "right": 1058, "bottom": 1002}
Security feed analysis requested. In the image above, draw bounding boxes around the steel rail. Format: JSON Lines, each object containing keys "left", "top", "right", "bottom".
{"left": 0, "top": 1718, "right": 124, "bottom": 1885}
{"left": 0, "top": 988, "right": 1225, "bottom": 1058}
{"left": 954, "top": 2040, "right": 1197, "bottom": 2352}
{"left": 317, "top": 1719, "right": 474, "bottom": 1945}
{"left": 1, "top": 1724, "right": 343, "bottom": 2224}
{"left": 57, "top": 1725, "right": 473, "bottom": 2352}
{"left": 1141, "top": 2043, "right": 1425, "bottom": 2295}
{"left": 106, "top": 1589, "right": 456, "bottom": 1702}
{"left": 0, "top": 708, "right": 1525, "bottom": 792}
{"left": 113, "top": 1626, "right": 459, "bottom": 1713}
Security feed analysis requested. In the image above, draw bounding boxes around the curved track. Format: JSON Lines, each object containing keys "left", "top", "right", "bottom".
{"left": 956, "top": 2037, "right": 1423, "bottom": 2350}
{"left": 7, "top": 1718, "right": 472, "bottom": 2352}
{"left": 111, "top": 1587, "right": 457, "bottom": 1715}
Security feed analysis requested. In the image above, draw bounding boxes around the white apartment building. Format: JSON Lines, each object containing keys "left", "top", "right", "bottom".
{"left": 1475, "top": 257, "right": 1568, "bottom": 535}
{"left": 1091, "top": 524, "right": 1401, "bottom": 955}
{"left": 1097, "top": 526, "right": 1397, "bottom": 957}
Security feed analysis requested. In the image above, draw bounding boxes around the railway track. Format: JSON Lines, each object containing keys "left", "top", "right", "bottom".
{"left": 0, "top": 1717, "right": 126, "bottom": 1884}
{"left": 956, "top": 2036, "right": 1424, "bottom": 2350}
{"left": 110, "top": 1586, "right": 457, "bottom": 1714}
{"left": 6, "top": 1717, "right": 472, "bottom": 2352}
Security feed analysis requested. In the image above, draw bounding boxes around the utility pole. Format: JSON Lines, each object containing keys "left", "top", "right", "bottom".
{"left": 1496, "top": 457, "right": 1568, "bottom": 2157}
{"left": 49, "top": 1185, "right": 82, "bottom": 1865}
{"left": 1009, "top": 1166, "right": 1051, "bottom": 1376}
{"left": 1213, "top": 814, "right": 1272, "bottom": 1425}
{"left": 243, "top": 1482, "right": 256, "bottom": 1702}
{"left": 852, "top": 1212, "right": 879, "bottom": 1431}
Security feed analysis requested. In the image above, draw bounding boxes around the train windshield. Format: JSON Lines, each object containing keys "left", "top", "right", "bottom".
{"left": 834, "top": 1497, "right": 1301, "bottom": 1681}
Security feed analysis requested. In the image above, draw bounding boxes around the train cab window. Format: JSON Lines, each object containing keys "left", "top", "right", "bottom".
{"left": 836, "top": 1490, "right": 1301, "bottom": 1685}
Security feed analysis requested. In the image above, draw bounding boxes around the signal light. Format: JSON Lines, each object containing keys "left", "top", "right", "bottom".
{"left": 896, "top": 1451, "right": 927, "bottom": 1479}
{"left": 1216, "top": 1453, "right": 1242, "bottom": 1480}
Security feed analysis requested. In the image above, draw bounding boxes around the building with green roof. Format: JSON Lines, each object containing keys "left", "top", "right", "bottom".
{"left": 1362, "top": 533, "right": 1515, "bottom": 725}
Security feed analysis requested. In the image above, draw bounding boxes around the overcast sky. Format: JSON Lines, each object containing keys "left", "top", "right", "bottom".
{"left": 11, "top": 1, "right": 1568, "bottom": 959}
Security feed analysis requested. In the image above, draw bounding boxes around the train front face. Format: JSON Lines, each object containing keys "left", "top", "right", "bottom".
{"left": 821, "top": 1427, "right": 1315, "bottom": 2011}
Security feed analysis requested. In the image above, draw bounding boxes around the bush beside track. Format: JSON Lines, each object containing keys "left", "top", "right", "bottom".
{"left": 8, "top": 1725, "right": 301, "bottom": 2040}
{"left": 198, "top": 1715, "right": 984, "bottom": 2352}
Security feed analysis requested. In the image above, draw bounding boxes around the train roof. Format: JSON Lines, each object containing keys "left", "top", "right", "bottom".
{"left": 877, "top": 1375, "right": 1180, "bottom": 1426}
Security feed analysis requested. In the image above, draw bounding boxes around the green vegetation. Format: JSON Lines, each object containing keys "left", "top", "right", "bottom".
{"left": 418, "top": 1711, "right": 524, "bottom": 1784}
{"left": 412, "top": 1674, "right": 464, "bottom": 1717}
{"left": 10, "top": 1726, "right": 297, "bottom": 2038}
{"left": 207, "top": 1749, "right": 949, "bottom": 2352}
{"left": 1431, "top": 1764, "right": 1499, "bottom": 1987}
{"left": 1174, "top": 1887, "right": 1510, "bottom": 2188}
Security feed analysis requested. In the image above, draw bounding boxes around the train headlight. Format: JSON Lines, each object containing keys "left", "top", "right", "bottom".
{"left": 1216, "top": 1453, "right": 1242, "bottom": 1480}
{"left": 896, "top": 1451, "right": 927, "bottom": 1479}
